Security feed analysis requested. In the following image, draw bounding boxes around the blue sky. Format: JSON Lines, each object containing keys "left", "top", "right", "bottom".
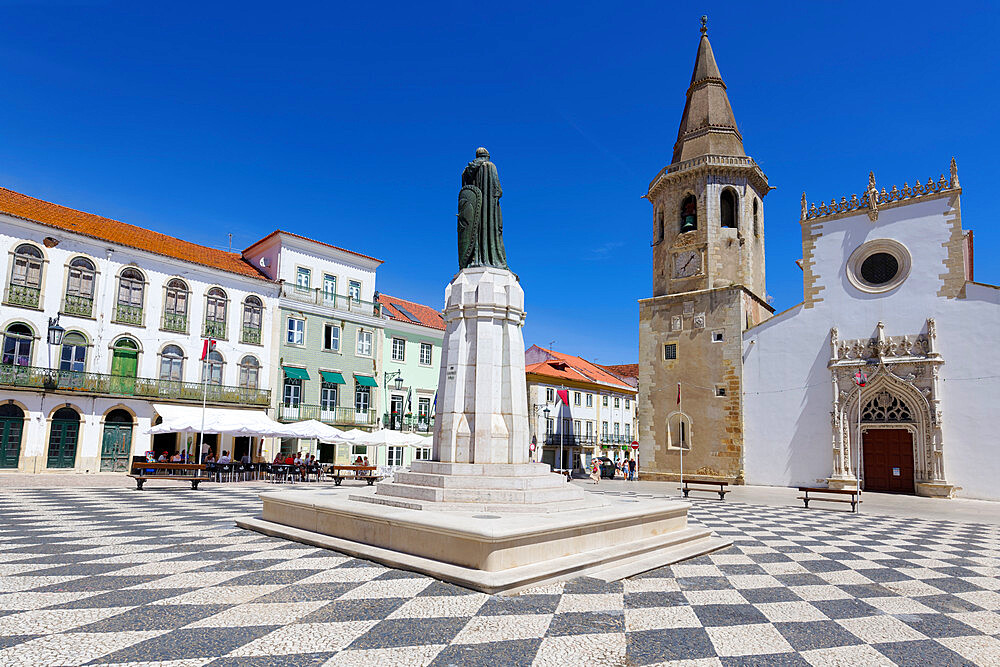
{"left": 1, "top": 1, "right": 997, "bottom": 364}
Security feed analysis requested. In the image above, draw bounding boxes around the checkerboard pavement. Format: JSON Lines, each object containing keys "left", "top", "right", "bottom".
{"left": 0, "top": 486, "right": 998, "bottom": 666}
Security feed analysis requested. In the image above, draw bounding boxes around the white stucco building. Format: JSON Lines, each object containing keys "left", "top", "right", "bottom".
{"left": 743, "top": 164, "right": 1000, "bottom": 501}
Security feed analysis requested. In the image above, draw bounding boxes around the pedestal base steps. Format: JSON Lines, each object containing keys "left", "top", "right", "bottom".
{"left": 239, "top": 488, "right": 731, "bottom": 595}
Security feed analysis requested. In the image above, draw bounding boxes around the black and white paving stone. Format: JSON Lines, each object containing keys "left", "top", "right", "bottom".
{"left": 0, "top": 486, "right": 998, "bottom": 666}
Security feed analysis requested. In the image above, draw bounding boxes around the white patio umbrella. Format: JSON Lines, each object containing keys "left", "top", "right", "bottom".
{"left": 350, "top": 429, "right": 427, "bottom": 447}
{"left": 279, "top": 420, "right": 346, "bottom": 441}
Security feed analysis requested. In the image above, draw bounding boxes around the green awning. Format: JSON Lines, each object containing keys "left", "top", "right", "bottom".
{"left": 283, "top": 366, "right": 310, "bottom": 380}
{"left": 320, "top": 370, "right": 346, "bottom": 384}
{"left": 354, "top": 374, "right": 378, "bottom": 387}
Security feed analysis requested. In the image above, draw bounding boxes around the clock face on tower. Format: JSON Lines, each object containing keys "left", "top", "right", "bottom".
{"left": 673, "top": 250, "right": 701, "bottom": 278}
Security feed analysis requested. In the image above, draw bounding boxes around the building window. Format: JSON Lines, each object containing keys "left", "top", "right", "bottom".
{"left": 242, "top": 296, "right": 263, "bottom": 344}
{"left": 115, "top": 268, "right": 145, "bottom": 325}
{"left": 712, "top": 330, "right": 724, "bottom": 343}
{"left": 753, "top": 198, "right": 760, "bottom": 237}
{"left": 545, "top": 418, "right": 554, "bottom": 436}
{"left": 201, "top": 349, "right": 224, "bottom": 385}
{"left": 602, "top": 421, "right": 608, "bottom": 439}
{"left": 614, "top": 422, "right": 620, "bottom": 437}
{"left": 286, "top": 317, "right": 305, "bottom": 345}
{"left": 720, "top": 188, "right": 738, "bottom": 229}
{"left": 614, "top": 397, "right": 620, "bottom": 408}
{"left": 323, "top": 274, "right": 336, "bottom": 301}
{"left": 2, "top": 323, "right": 33, "bottom": 366}
{"left": 669, "top": 413, "right": 692, "bottom": 450}
{"left": 204, "top": 287, "right": 228, "bottom": 338}
{"left": 715, "top": 385, "right": 726, "bottom": 397}
{"left": 573, "top": 419, "right": 581, "bottom": 435}
{"left": 64, "top": 257, "right": 96, "bottom": 317}
{"left": 417, "top": 397, "right": 431, "bottom": 429}
{"left": 664, "top": 343, "right": 677, "bottom": 360}
{"left": 387, "top": 446, "right": 404, "bottom": 467}
{"left": 415, "top": 447, "right": 431, "bottom": 460}
{"left": 348, "top": 280, "right": 361, "bottom": 301}
{"left": 356, "top": 330, "right": 373, "bottom": 357}
{"left": 680, "top": 195, "right": 697, "bottom": 233}
{"left": 8, "top": 244, "right": 43, "bottom": 308}
{"left": 239, "top": 355, "right": 260, "bottom": 389}
{"left": 355, "top": 384, "right": 371, "bottom": 413}
{"left": 573, "top": 391, "right": 581, "bottom": 406}
{"left": 625, "top": 399, "right": 630, "bottom": 409}
{"left": 296, "top": 267, "right": 311, "bottom": 291}
{"left": 419, "top": 342, "right": 432, "bottom": 366}
{"left": 586, "top": 421, "right": 593, "bottom": 438}
{"left": 320, "top": 383, "right": 338, "bottom": 410}
{"left": 163, "top": 279, "right": 189, "bottom": 333}
{"left": 59, "top": 332, "right": 87, "bottom": 372}
{"left": 586, "top": 393, "right": 593, "bottom": 407}
{"left": 323, "top": 324, "right": 341, "bottom": 351}
{"left": 546, "top": 387, "right": 554, "bottom": 402}
{"left": 656, "top": 208, "right": 664, "bottom": 243}
{"left": 602, "top": 395, "right": 608, "bottom": 407}
{"left": 351, "top": 444, "right": 367, "bottom": 457}
{"left": 392, "top": 337, "right": 406, "bottom": 362}
{"left": 283, "top": 379, "right": 301, "bottom": 407}
{"left": 625, "top": 423, "right": 631, "bottom": 440}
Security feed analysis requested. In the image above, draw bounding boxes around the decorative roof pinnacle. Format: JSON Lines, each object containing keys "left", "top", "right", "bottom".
{"left": 700, "top": 15, "right": 707, "bottom": 35}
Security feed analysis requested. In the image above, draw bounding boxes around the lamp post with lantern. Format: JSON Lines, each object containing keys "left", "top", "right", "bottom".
{"left": 384, "top": 370, "right": 405, "bottom": 430}
{"left": 46, "top": 315, "right": 65, "bottom": 387}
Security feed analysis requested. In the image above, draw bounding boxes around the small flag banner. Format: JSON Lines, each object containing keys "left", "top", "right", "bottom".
{"left": 557, "top": 389, "right": 569, "bottom": 405}
{"left": 200, "top": 338, "right": 217, "bottom": 361}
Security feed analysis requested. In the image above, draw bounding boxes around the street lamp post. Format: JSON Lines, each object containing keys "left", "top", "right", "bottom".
{"left": 46, "top": 316, "right": 65, "bottom": 385}
{"left": 384, "top": 371, "right": 405, "bottom": 429}
{"left": 542, "top": 406, "right": 550, "bottom": 468}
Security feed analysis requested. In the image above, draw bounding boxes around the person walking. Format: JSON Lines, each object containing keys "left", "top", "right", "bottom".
{"left": 628, "top": 458, "right": 636, "bottom": 482}
{"left": 589, "top": 458, "right": 600, "bottom": 485}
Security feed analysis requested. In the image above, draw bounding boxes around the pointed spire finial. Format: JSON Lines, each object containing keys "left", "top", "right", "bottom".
{"left": 950, "top": 156, "right": 959, "bottom": 188}
{"left": 700, "top": 15, "right": 707, "bottom": 35}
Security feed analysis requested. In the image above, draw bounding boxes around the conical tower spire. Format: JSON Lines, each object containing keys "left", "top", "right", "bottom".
{"left": 671, "top": 16, "right": 745, "bottom": 164}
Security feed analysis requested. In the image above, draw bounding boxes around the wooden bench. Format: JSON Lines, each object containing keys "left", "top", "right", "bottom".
{"left": 678, "top": 480, "right": 730, "bottom": 500}
{"left": 798, "top": 487, "right": 862, "bottom": 511}
{"left": 129, "top": 462, "right": 210, "bottom": 490}
{"left": 326, "top": 465, "right": 384, "bottom": 486}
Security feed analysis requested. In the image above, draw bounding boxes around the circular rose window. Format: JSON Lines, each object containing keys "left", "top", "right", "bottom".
{"left": 847, "top": 240, "right": 911, "bottom": 293}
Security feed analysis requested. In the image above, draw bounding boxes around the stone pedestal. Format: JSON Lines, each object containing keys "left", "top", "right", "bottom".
{"left": 240, "top": 267, "right": 728, "bottom": 594}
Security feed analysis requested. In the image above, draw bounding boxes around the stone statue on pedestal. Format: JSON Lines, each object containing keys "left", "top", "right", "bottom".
{"left": 458, "top": 147, "right": 508, "bottom": 270}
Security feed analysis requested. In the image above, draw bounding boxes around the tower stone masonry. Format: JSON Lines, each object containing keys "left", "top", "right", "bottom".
{"left": 639, "top": 22, "right": 773, "bottom": 482}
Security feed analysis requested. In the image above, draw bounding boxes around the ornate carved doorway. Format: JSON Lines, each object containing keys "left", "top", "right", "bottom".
{"left": 863, "top": 428, "right": 915, "bottom": 494}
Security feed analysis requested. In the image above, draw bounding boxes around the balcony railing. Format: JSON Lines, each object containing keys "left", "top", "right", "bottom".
{"left": 114, "top": 303, "right": 143, "bottom": 326}
{"left": 7, "top": 284, "right": 40, "bottom": 309}
{"left": 277, "top": 403, "right": 378, "bottom": 426}
{"left": 241, "top": 325, "right": 262, "bottom": 345}
{"left": 600, "top": 435, "right": 634, "bottom": 446}
{"left": 203, "top": 319, "right": 227, "bottom": 339}
{"left": 281, "top": 284, "right": 380, "bottom": 317}
{"left": 161, "top": 312, "right": 188, "bottom": 333}
{"left": 63, "top": 294, "right": 94, "bottom": 318}
{"left": 543, "top": 434, "right": 598, "bottom": 447}
{"left": 384, "top": 413, "right": 434, "bottom": 433}
{"left": 0, "top": 364, "right": 271, "bottom": 406}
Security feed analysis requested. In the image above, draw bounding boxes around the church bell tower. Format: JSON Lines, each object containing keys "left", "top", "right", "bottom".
{"left": 638, "top": 17, "right": 773, "bottom": 483}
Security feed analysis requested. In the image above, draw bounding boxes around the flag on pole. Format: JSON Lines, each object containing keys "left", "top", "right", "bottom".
{"left": 432, "top": 392, "right": 437, "bottom": 412}
{"left": 406, "top": 388, "right": 412, "bottom": 412}
{"left": 200, "top": 338, "right": 217, "bottom": 361}
{"left": 556, "top": 389, "right": 569, "bottom": 406}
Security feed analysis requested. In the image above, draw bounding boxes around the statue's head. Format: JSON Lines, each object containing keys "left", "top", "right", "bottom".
{"left": 475, "top": 147, "right": 490, "bottom": 159}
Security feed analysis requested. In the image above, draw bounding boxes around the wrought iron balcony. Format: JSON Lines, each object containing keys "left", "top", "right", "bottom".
{"left": 543, "top": 434, "right": 597, "bottom": 447}
{"left": 280, "top": 284, "right": 380, "bottom": 317}
{"left": 384, "top": 412, "right": 435, "bottom": 433}
{"left": 0, "top": 364, "right": 271, "bottom": 406}
{"left": 276, "top": 403, "right": 378, "bottom": 426}
{"left": 63, "top": 294, "right": 94, "bottom": 318}
{"left": 161, "top": 312, "right": 188, "bottom": 333}
{"left": 599, "top": 435, "right": 633, "bottom": 445}
{"left": 241, "top": 325, "right": 262, "bottom": 345}
{"left": 6, "top": 284, "right": 41, "bottom": 309}
{"left": 114, "top": 303, "right": 143, "bottom": 326}
{"left": 203, "top": 319, "right": 227, "bottom": 339}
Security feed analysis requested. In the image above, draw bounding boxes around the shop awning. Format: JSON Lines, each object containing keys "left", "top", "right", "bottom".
{"left": 320, "top": 370, "right": 346, "bottom": 384}
{"left": 355, "top": 374, "right": 378, "bottom": 387}
{"left": 283, "top": 366, "right": 310, "bottom": 380}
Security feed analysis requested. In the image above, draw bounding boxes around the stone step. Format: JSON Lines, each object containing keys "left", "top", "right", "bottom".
{"left": 374, "top": 481, "right": 585, "bottom": 505}
{"left": 393, "top": 471, "right": 569, "bottom": 491}
{"left": 409, "top": 461, "right": 554, "bottom": 477}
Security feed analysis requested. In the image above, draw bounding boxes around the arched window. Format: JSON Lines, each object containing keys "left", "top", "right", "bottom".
{"left": 65, "top": 257, "right": 96, "bottom": 317}
{"left": 8, "top": 244, "right": 43, "bottom": 308}
{"left": 241, "top": 296, "right": 263, "bottom": 344}
{"left": 159, "top": 345, "right": 184, "bottom": 381}
{"left": 656, "top": 208, "right": 665, "bottom": 243}
{"left": 239, "top": 355, "right": 260, "bottom": 389}
{"left": 204, "top": 287, "right": 228, "bottom": 338}
{"left": 163, "top": 279, "right": 189, "bottom": 333}
{"left": 60, "top": 332, "right": 87, "bottom": 372}
{"left": 752, "top": 199, "right": 760, "bottom": 238}
{"left": 720, "top": 188, "right": 738, "bottom": 229}
{"left": 202, "top": 349, "right": 224, "bottom": 385}
{"left": 2, "top": 324, "right": 33, "bottom": 366}
{"left": 668, "top": 413, "right": 692, "bottom": 450}
{"left": 679, "top": 195, "right": 697, "bottom": 233}
{"left": 115, "top": 268, "right": 145, "bottom": 325}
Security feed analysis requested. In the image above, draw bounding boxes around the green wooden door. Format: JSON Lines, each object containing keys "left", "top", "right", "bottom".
{"left": 101, "top": 424, "right": 131, "bottom": 472}
{"left": 0, "top": 406, "right": 24, "bottom": 469}
{"left": 110, "top": 346, "right": 138, "bottom": 395}
{"left": 47, "top": 408, "right": 80, "bottom": 469}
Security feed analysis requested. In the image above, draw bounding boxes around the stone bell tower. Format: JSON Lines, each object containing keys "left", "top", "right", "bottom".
{"left": 639, "top": 17, "right": 773, "bottom": 483}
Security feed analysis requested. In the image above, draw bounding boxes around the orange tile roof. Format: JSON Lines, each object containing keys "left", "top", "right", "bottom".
{"left": 0, "top": 186, "right": 269, "bottom": 280}
{"left": 525, "top": 347, "right": 635, "bottom": 392}
{"left": 379, "top": 293, "right": 445, "bottom": 331}
{"left": 247, "top": 230, "right": 383, "bottom": 264}
{"left": 601, "top": 363, "right": 639, "bottom": 379}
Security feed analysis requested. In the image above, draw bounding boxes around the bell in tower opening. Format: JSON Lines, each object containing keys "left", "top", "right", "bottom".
{"left": 680, "top": 195, "right": 697, "bottom": 233}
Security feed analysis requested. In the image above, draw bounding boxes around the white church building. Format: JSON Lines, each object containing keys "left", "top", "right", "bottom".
{"left": 743, "top": 166, "right": 1000, "bottom": 501}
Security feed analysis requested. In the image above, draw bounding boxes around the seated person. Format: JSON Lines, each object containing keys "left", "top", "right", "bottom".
{"left": 218, "top": 450, "right": 232, "bottom": 464}
{"left": 170, "top": 452, "right": 182, "bottom": 462}
{"left": 273, "top": 453, "right": 283, "bottom": 464}
{"left": 240, "top": 453, "right": 251, "bottom": 465}
{"left": 157, "top": 451, "right": 169, "bottom": 462}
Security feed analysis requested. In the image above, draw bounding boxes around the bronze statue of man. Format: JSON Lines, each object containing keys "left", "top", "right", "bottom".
{"left": 457, "top": 147, "right": 508, "bottom": 270}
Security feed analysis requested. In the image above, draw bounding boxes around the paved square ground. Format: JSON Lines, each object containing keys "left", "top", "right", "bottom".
{"left": 0, "top": 485, "right": 998, "bottom": 665}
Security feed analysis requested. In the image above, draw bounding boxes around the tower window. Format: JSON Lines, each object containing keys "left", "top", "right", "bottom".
{"left": 715, "top": 385, "right": 727, "bottom": 397}
{"left": 679, "top": 195, "right": 697, "bottom": 233}
{"left": 720, "top": 189, "right": 738, "bottom": 228}
{"left": 752, "top": 199, "right": 760, "bottom": 237}
{"left": 657, "top": 209, "right": 665, "bottom": 242}
{"left": 663, "top": 343, "right": 677, "bottom": 360}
